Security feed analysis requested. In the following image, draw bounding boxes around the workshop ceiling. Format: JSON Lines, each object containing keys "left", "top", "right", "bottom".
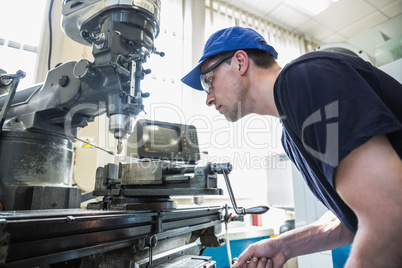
{"left": 221, "top": 0, "right": 402, "bottom": 44}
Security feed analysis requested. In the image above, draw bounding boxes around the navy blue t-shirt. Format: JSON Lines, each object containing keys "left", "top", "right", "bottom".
{"left": 274, "top": 51, "right": 402, "bottom": 233}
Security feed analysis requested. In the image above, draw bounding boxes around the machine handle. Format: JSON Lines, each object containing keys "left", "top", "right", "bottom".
{"left": 217, "top": 163, "right": 269, "bottom": 216}
{"left": 242, "top": 206, "right": 269, "bottom": 215}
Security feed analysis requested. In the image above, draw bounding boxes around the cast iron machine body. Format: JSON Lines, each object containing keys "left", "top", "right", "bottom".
{"left": 0, "top": 1, "right": 226, "bottom": 266}
{"left": 0, "top": 0, "right": 162, "bottom": 211}
{"left": 0, "top": 1, "right": 269, "bottom": 266}
{"left": 0, "top": 1, "right": 226, "bottom": 267}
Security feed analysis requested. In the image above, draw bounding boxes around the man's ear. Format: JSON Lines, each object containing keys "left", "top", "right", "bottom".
{"left": 235, "top": 50, "right": 249, "bottom": 75}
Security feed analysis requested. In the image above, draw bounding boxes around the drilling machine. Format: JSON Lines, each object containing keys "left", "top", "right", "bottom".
{"left": 0, "top": 1, "right": 268, "bottom": 266}
{"left": 0, "top": 0, "right": 163, "bottom": 211}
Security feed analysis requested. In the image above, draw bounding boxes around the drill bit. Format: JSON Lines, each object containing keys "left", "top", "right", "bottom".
{"left": 117, "top": 138, "right": 123, "bottom": 154}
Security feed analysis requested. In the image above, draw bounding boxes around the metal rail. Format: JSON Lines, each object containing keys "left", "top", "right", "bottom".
{"left": 0, "top": 207, "right": 223, "bottom": 267}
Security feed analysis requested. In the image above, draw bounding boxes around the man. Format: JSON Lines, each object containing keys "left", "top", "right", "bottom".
{"left": 181, "top": 26, "right": 402, "bottom": 268}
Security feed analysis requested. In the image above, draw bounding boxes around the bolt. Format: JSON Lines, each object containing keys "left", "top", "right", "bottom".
{"left": 66, "top": 216, "right": 75, "bottom": 223}
{"left": 145, "top": 235, "right": 157, "bottom": 247}
{"left": 59, "top": 75, "right": 69, "bottom": 87}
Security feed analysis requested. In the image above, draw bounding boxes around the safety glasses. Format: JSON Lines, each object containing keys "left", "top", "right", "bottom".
{"left": 200, "top": 52, "right": 235, "bottom": 93}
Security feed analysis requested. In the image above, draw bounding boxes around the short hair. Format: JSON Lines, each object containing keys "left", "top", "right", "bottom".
{"left": 205, "top": 48, "right": 277, "bottom": 70}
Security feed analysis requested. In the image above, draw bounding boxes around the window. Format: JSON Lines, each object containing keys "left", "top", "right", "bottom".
{"left": 0, "top": 0, "right": 48, "bottom": 89}
{"left": 140, "top": 0, "right": 185, "bottom": 123}
{"left": 204, "top": 0, "right": 318, "bottom": 66}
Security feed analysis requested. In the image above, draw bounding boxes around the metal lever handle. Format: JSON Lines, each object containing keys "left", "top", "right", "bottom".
{"left": 214, "top": 163, "right": 269, "bottom": 216}
{"left": 0, "top": 70, "right": 25, "bottom": 133}
{"left": 153, "top": 50, "right": 165, "bottom": 57}
{"left": 240, "top": 206, "right": 270, "bottom": 215}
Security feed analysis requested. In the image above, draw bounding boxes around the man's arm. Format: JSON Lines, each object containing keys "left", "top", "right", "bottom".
{"left": 232, "top": 211, "right": 354, "bottom": 268}
{"left": 233, "top": 135, "right": 401, "bottom": 268}
{"left": 334, "top": 135, "right": 402, "bottom": 267}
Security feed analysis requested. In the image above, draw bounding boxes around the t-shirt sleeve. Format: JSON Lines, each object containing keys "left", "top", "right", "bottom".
{"left": 275, "top": 54, "right": 402, "bottom": 187}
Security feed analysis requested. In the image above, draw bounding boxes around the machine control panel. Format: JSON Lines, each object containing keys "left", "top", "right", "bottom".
{"left": 127, "top": 119, "right": 200, "bottom": 163}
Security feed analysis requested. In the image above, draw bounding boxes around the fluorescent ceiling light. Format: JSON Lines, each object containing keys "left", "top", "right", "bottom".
{"left": 286, "top": 0, "right": 339, "bottom": 16}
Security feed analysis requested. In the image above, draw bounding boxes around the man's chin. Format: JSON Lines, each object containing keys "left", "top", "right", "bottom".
{"left": 224, "top": 114, "right": 242, "bottom": 122}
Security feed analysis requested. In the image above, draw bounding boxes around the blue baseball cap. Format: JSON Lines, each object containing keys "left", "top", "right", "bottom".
{"left": 181, "top": 26, "right": 278, "bottom": 91}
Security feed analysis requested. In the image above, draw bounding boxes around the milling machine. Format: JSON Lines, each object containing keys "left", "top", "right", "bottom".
{"left": 0, "top": 0, "right": 163, "bottom": 211}
{"left": 0, "top": 1, "right": 268, "bottom": 267}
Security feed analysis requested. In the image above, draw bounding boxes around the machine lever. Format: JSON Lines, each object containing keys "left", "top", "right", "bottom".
{"left": 153, "top": 50, "right": 165, "bottom": 57}
{"left": 145, "top": 235, "right": 157, "bottom": 268}
{"left": 0, "top": 70, "right": 25, "bottom": 134}
{"left": 219, "top": 164, "right": 269, "bottom": 216}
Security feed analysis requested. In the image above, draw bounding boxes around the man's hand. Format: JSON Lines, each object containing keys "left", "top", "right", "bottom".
{"left": 232, "top": 210, "right": 354, "bottom": 268}
{"left": 232, "top": 237, "right": 287, "bottom": 268}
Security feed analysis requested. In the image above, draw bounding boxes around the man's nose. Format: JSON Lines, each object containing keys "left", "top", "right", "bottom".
{"left": 206, "top": 93, "right": 215, "bottom": 107}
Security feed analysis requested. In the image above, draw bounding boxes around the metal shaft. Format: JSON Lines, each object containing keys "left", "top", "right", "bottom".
{"left": 220, "top": 164, "right": 269, "bottom": 215}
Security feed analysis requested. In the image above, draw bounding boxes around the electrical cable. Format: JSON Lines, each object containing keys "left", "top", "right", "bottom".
{"left": 48, "top": 0, "right": 54, "bottom": 70}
